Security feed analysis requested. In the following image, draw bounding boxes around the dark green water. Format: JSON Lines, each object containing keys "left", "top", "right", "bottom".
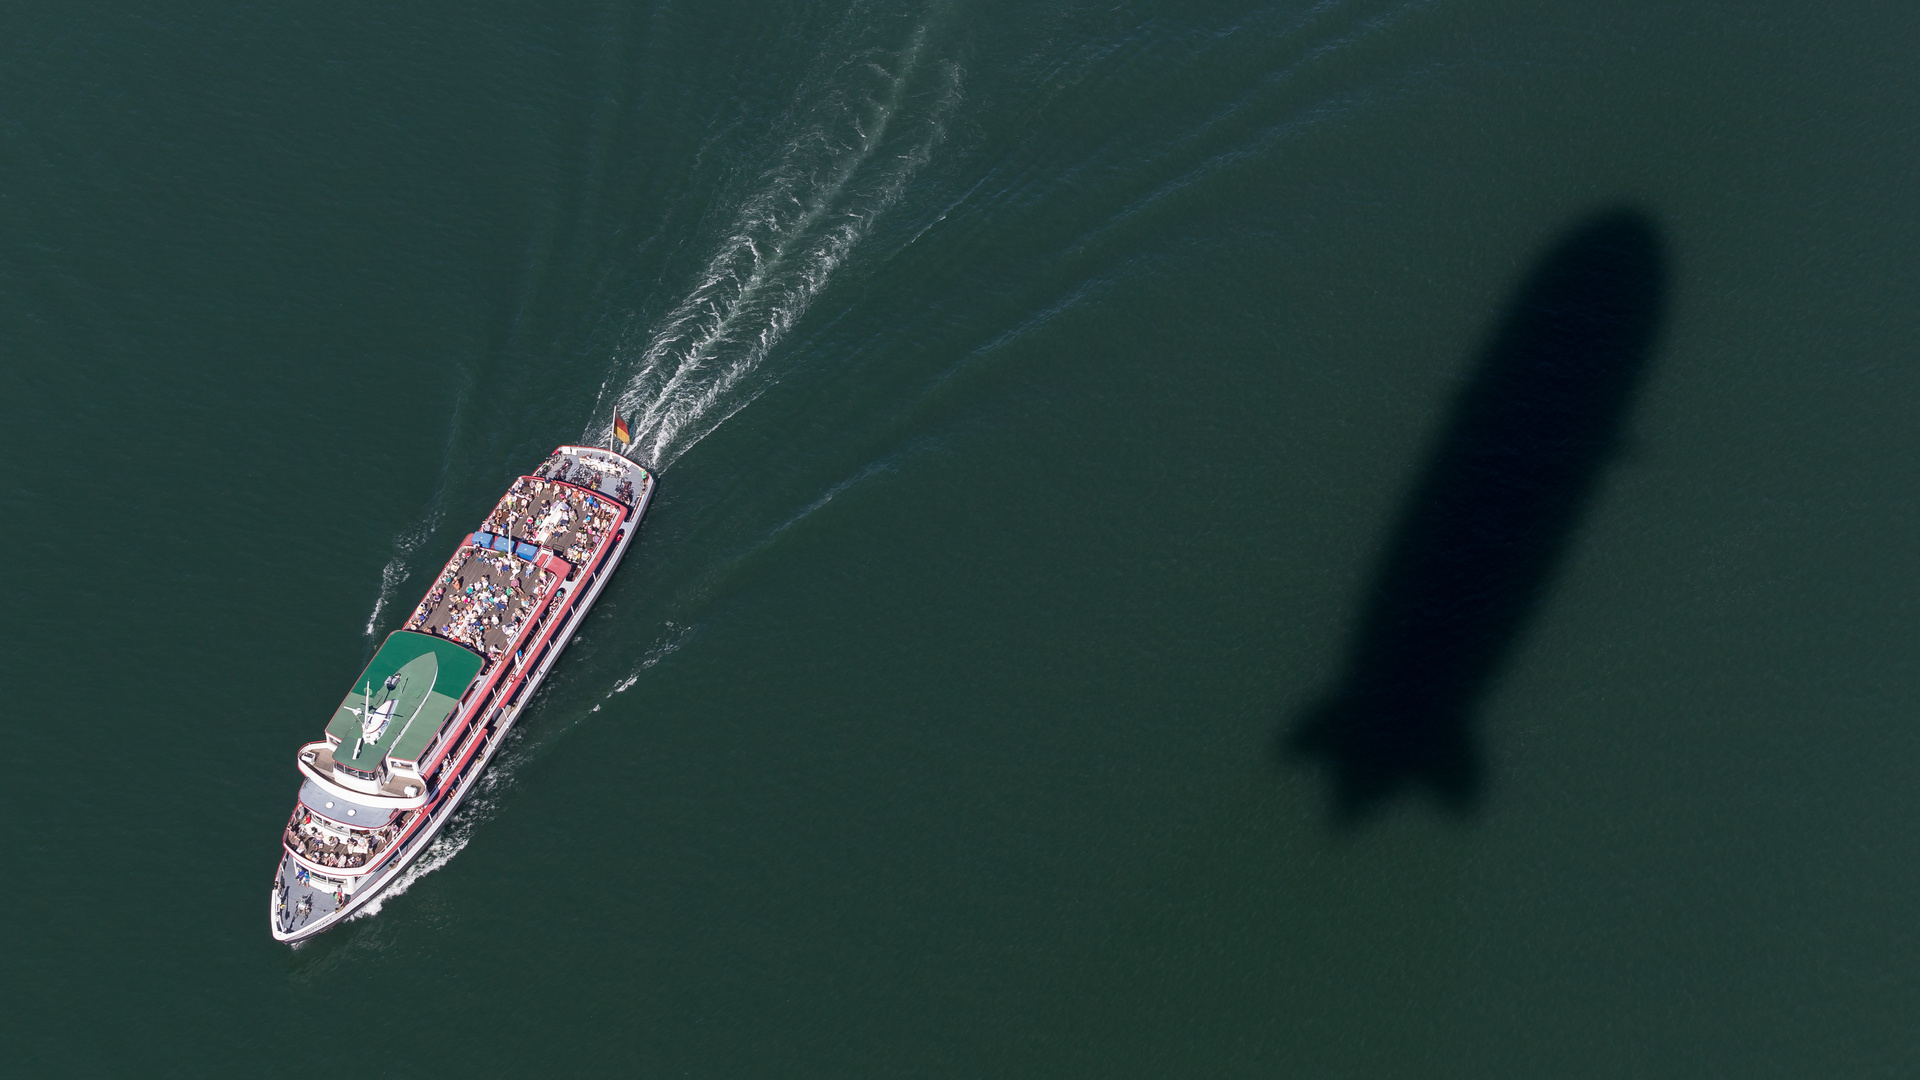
{"left": 7, "top": 0, "right": 1920, "bottom": 1073}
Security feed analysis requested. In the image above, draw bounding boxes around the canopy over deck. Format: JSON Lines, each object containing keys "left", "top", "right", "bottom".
{"left": 325, "top": 632, "right": 483, "bottom": 770}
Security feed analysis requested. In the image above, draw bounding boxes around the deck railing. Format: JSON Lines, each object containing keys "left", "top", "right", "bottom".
{"left": 283, "top": 806, "right": 418, "bottom": 873}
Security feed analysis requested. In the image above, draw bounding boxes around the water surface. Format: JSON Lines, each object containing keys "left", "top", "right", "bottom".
{"left": 5, "top": 1, "right": 1920, "bottom": 1075}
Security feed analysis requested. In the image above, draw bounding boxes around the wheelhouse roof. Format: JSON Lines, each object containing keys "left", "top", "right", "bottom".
{"left": 325, "top": 631, "right": 483, "bottom": 770}
{"left": 297, "top": 780, "right": 399, "bottom": 828}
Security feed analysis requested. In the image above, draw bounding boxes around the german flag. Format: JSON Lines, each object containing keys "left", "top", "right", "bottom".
{"left": 612, "top": 411, "right": 632, "bottom": 447}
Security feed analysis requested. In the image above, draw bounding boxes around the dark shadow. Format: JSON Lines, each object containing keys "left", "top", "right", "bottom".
{"left": 1286, "top": 208, "right": 1669, "bottom": 822}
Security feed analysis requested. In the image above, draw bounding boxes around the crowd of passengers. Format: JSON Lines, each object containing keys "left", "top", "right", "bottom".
{"left": 535, "top": 455, "right": 613, "bottom": 488}
{"left": 482, "top": 476, "right": 622, "bottom": 566}
{"left": 399, "top": 470, "right": 626, "bottom": 665}
{"left": 407, "top": 550, "right": 555, "bottom": 663}
{"left": 534, "top": 456, "right": 648, "bottom": 507}
{"left": 285, "top": 808, "right": 415, "bottom": 869}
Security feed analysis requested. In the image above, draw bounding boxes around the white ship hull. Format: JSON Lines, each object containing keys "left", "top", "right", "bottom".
{"left": 272, "top": 447, "right": 654, "bottom": 942}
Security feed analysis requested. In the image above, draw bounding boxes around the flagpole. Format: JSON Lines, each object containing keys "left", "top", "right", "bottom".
{"left": 610, "top": 411, "right": 631, "bottom": 461}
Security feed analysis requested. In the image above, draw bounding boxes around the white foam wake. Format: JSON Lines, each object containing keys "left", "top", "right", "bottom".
{"left": 614, "top": 621, "right": 694, "bottom": 692}
{"left": 347, "top": 785, "right": 499, "bottom": 922}
{"left": 589, "top": 24, "right": 960, "bottom": 469}
{"left": 363, "top": 506, "right": 444, "bottom": 637}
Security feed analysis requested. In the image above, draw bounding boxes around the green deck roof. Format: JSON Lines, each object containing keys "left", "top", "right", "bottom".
{"left": 326, "top": 631, "right": 485, "bottom": 770}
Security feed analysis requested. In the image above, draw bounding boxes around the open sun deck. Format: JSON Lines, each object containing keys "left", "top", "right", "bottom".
{"left": 402, "top": 476, "right": 626, "bottom": 659}
{"left": 300, "top": 459, "right": 645, "bottom": 806}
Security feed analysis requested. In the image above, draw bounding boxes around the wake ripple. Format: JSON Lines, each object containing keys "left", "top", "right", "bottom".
{"left": 348, "top": 778, "right": 504, "bottom": 922}
{"left": 589, "top": 22, "right": 960, "bottom": 469}
{"left": 364, "top": 504, "right": 444, "bottom": 638}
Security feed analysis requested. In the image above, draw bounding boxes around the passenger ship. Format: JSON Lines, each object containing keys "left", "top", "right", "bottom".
{"left": 270, "top": 445, "right": 654, "bottom": 942}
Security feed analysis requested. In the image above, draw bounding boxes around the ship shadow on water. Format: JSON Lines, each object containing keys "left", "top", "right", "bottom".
{"left": 1285, "top": 208, "right": 1670, "bottom": 823}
